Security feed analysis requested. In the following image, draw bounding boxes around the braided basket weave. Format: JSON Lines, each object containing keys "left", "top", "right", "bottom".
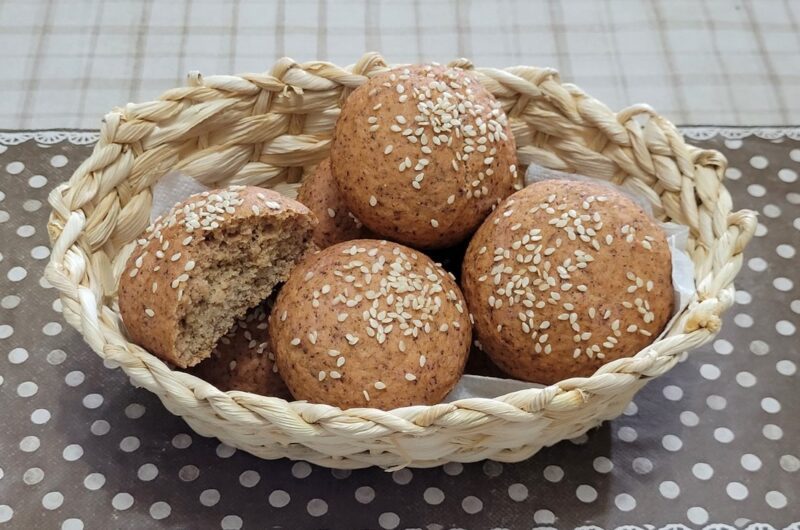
{"left": 45, "top": 53, "right": 757, "bottom": 469}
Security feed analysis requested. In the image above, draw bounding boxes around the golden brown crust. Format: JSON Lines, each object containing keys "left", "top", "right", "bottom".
{"left": 331, "top": 64, "right": 519, "bottom": 249}
{"left": 189, "top": 301, "right": 291, "bottom": 399}
{"left": 461, "top": 180, "right": 673, "bottom": 384}
{"left": 118, "top": 185, "right": 315, "bottom": 368}
{"left": 270, "top": 239, "right": 472, "bottom": 409}
{"left": 297, "top": 158, "right": 372, "bottom": 248}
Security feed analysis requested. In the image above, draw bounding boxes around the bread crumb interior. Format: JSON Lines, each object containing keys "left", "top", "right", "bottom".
{"left": 175, "top": 217, "right": 310, "bottom": 366}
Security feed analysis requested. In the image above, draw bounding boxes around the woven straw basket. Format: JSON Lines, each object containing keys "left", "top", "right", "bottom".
{"left": 46, "top": 53, "right": 757, "bottom": 469}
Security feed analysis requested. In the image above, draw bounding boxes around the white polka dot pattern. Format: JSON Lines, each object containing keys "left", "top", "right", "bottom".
{"left": 0, "top": 134, "right": 795, "bottom": 526}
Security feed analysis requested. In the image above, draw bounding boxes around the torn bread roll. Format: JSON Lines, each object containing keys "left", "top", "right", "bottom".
{"left": 119, "top": 185, "right": 316, "bottom": 368}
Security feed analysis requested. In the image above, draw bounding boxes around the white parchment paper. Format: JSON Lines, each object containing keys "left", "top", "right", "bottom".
{"left": 150, "top": 171, "right": 210, "bottom": 224}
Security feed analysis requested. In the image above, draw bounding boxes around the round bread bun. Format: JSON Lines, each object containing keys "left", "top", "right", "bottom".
{"left": 297, "top": 158, "right": 372, "bottom": 248}
{"left": 461, "top": 179, "right": 673, "bottom": 384}
{"left": 270, "top": 239, "right": 472, "bottom": 409}
{"left": 119, "top": 185, "right": 316, "bottom": 369}
{"left": 331, "top": 64, "right": 519, "bottom": 249}
{"left": 189, "top": 301, "right": 291, "bottom": 398}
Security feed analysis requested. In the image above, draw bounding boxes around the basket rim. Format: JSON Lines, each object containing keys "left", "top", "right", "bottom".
{"left": 43, "top": 54, "right": 758, "bottom": 442}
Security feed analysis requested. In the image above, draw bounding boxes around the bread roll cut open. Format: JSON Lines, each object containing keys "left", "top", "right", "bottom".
{"left": 118, "top": 185, "right": 316, "bottom": 369}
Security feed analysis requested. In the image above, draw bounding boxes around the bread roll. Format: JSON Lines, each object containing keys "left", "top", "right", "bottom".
{"left": 270, "top": 239, "right": 471, "bottom": 409}
{"left": 119, "top": 185, "right": 315, "bottom": 368}
{"left": 331, "top": 64, "right": 519, "bottom": 249}
{"left": 297, "top": 158, "right": 371, "bottom": 248}
{"left": 461, "top": 180, "right": 673, "bottom": 384}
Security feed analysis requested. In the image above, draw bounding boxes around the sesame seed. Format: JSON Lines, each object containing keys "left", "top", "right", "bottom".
{"left": 290, "top": 337, "right": 301, "bottom": 346}
{"left": 369, "top": 195, "right": 378, "bottom": 207}
{"left": 318, "top": 371, "right": 326, "bottom": 381}
{"left": 144, "top": 308, "right": 155, "bottom": 317}
{"left": 363, "top": 390, "right": 370, "bottom": 401}
{"left": 330, "top": 371, "right": 342, "bottom": 379}
{"left": 327, "top": 208, "right": 336, "bottom": 218}
{"left": 430, "top": 219, "right": 439, "bottom": 228}
{"left": 384, "top": 145, "right": 394, "bottom": 154}
{"left": 184, "top": 261, "right": 195, "bottom": 271}
{"left": 374, "top": 381, "right": 386, "bottom": 390}
{"left": 405, "top": 373, "right": 417, "bottom": 381}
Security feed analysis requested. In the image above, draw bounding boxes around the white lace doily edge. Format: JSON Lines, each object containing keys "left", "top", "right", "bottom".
{"left": 1, "top": 127, "right": 799, "bottom": 146}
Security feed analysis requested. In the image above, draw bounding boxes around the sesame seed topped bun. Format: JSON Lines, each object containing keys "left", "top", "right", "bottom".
{"left": 118, "top": 185, "right": 316, "bottom": 368}
{"left": 189, "top": 300, "right": 291, "bottom": 399}
{"left": 297, "top": 158, "right": 372, "bottom": 249}
{"left": 270, "top": 239, "right": 471, "bottom": 410}
{"left": 331, "top": 64, "right": 519, "bottom": 249}
{"left": 461, "top": 180, "right": 673, "bottom": 384}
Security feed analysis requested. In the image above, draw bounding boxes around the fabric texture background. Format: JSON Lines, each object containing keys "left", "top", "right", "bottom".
{"left": 1, "top": 0, "right": 799, "bottom": 128}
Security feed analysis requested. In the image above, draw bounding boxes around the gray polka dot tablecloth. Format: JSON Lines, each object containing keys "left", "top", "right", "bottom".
{"left": 0, "top": 129, "right": 798, "bottom": 529}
